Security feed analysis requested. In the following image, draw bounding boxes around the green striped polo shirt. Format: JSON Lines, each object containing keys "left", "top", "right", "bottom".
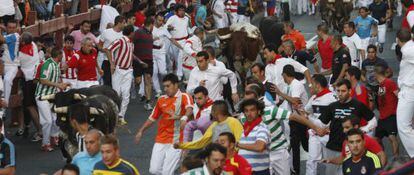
{"left": 35, "top": 58, "right": 60, "bottom": 97}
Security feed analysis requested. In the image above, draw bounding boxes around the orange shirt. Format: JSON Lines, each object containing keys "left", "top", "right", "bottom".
{"left": 149, "top": 91, "right": 194, "bottom": 144}
{"left": 282, "top": 30, "right": 307, "bottom": 51}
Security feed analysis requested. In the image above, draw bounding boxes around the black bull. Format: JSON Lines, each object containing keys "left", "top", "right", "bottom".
{"left": 319, "top": 0, "right": 353, "bottom": 32}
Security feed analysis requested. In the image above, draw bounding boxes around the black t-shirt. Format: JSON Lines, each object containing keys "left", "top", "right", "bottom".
{"left": 319, "top": 99, "right": 374, "bottom": 151}
{"left": 343, "top": 151, "right": 382, "bottom": 175}
{"left": 331, "top": 47, "right": 351, "bottom": 84}
{"left": 283, "top": 50, "right": 316, "bottom": 80}
{"left": 369, "top": 2, "right": 388, "bottom": 25}
{"left": 361, "top": 57, "right": 389, "bottom": 87}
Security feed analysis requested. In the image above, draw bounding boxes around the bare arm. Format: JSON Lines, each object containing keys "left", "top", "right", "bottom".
{"left": 334, "top": 63, "right": 349, "bottom": 85}
{"left": 320, "top": 68, "right": 332, "bottom": 76}
{"left": 0, "top": 166, "right": 16, "bottom": 175}
{"left": 313, "top": 62, "right": 320, "bottom": 74}
{"left": 304, "top": 69, "right": 312, "bottom": 85}
{"left": 238, "top": 140, "right": 267, "bottom": 152}
{"left": 377, "top": 151, "right": 387, "bottom": 166}
{"left": 323, "top": 155, "right": 344, "bottom": 165}
{"left": 167, "top": 38, "right": 183, "bottom": 50}
{"left": 135, "top": 119, "right": 155, "bottom": 144}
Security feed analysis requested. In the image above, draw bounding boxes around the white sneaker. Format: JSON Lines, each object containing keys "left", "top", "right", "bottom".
{"left": 118, "top": 118, "right": 128, "bottom": 125}
{"left": 144, "top": 103, "right": 153, "bottom": 111}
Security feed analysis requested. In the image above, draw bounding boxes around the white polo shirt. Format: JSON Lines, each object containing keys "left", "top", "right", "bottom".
{"left": 152, "top": 25, "right": 172, "bottom": 53}
{"left": 398, "top": 40, "right": 414, "bottom": 101}
{"left": 280, "top": 79, "right": 309, "bottom": 112}
{"left": 165, "top": 15, "right": 191, "bottom": 39}
{"left": 343, "top": 33, "right": 364, "bottom": 67}
{"left": 265, "top": 58, "right": 308, "bottom": 92}
{"left": 98, "top": 28, "right": 123, "bottom": 62}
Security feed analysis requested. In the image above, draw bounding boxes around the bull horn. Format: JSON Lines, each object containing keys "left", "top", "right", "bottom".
{"left": 40, "top": 94, "right": 55, "bottom": 100}
{"left": 54, "top": 106, "right": 68, "bottom": 113}
{"left": 217, "top": 33, "right": 231, "bottom": 40}
{"left": 74, "top": 93, "right": 87, "bottom": 100}
{"left": 89, "top": 107, "right": 104, "bottom": 115}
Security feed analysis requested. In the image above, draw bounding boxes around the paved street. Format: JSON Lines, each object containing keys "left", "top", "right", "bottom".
{"left": 10, "top": 13, "right": 406, "bottom": 175}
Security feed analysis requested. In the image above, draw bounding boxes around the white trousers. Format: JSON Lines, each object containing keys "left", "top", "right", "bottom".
{"left": 397, "top": 88, "right": 414, "bottom": 158}
{"left": 153, "top": 51, "right": 167, "bottom": 93}
{"left": 270, "top": 149, "right": 291, "bottom": 175}
{"left": 377, "top": 24, "right": 387, "bottom": 44}
{"left": 323, "top": 148, "right": 342, "bottom": 175}
{"left": 76, "top": 80, "right": 99, "bottom": 89}
{"left": 297, "top": 0, "right": 307, "bottom": 15}
{"left": 112, "top": 68, "right": 133, "bottom": 118}
{"left": 36, "top": 98, "right": 60, "bottom": 145}
{"left": 237, "top": 15, "right": 250, "bottom": 23}
{"left": 183, "top": 67, "right": 192, "bottom": 82}
{"left": 213, "top": 14, "right": 229, "bottom": 28}
{"left": 149, "top": 143, "right": 182, "bottom": 175}
{"left": 169, "top": 40, "right": 185, "bottom": 78}
{"left": 306, "top": 129, "right": 329, "bottom": 175}
{"left": 3, "top": 65, "right": 18, "bottom": 105}
{"left": 62, "top": 78, "right": 77, "bottom": 90}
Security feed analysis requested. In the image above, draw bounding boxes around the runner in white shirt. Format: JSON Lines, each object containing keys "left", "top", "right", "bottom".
{"left": 211, "top": 0, "right": 229, "bottom": 28}
{"left": 343, "top": 22, "right": 365, "bottom": 68}
{"left": 396, "top": 30, "right": 414, "bottom": 158}
{"left": 97, "top": 16, "right": 125, "bottom": 86}
{"left": 181, "top": 28, "right": 205, "bottom": 82}
{"left": 166, "top": 4, "right": 191, "bottom": 80}
{"left": 187, "top": 51, "right": 239, "bottom": 103}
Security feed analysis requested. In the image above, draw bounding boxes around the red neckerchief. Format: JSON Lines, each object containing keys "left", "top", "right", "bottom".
{"left": 243, "top": 117, "right": 262, "bottom": 136}
{"left": 268, "top": 54, "right": 282, "bottom": 64}
{"left": 316, "top": 88, "right": 331, "bottom": 98}
{"left": 195, "top": 98, "right": 214, "bottom": 120}
{"left": 20, "top": 43, "right": 33, "bottom": 56}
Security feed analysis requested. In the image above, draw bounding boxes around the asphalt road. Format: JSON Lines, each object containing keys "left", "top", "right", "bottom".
{"left": 9, "top": 13, "right": 406, "bottom": 175}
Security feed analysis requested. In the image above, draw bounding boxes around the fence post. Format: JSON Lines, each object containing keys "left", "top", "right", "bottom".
{"left": 80, "top": 0, "right": 89, "bottom": 13}
{"left": 55, "top": 4, "right": 64, "bottom": 49}
{"left": 27, "top": 11, "right": 37, "bottom": 26}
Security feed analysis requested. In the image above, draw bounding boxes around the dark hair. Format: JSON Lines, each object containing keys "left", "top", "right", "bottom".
{"left": 181, "top": 155, "right": 203, "bottom": 170}
{"left": 367, "top": 44, "right": 377, "bottom": 52}
{"left": 144, "top": 17, "right": 154, "bottom": 27}
{"left": 175, "top": 3, "right": 186, "bottom": 11}
{"left": 101, "top": 135, "right": 119, "bottom": 149}
{"left": 114, "top": 15, "right": 126, "bottom": 25}
{"left": 194, "top": 86, "right": 209, "bottom": 96}
{"left": 264, "top": 43, "right": 278, "bottom": 53}
{"left": 6, "top": 19, "right": 17, "bottom": 26}
{"left": 401, "top": 0, "right": 413, "bottom": 8}
{"left": 251, "top": 62, "right": 266, "bottom": 72}
{"left": 312, "top": 74, "right": 328, "bottom": 88}
{"left": 196, "top": 51, "right": 209, "bottom": 60}
{"left": 359, "top": 6, "right": 369, "bottom": 12}
{"left": 212, "top": 100, "right": 230, "bottom": 116}
{"left": 201, "top": 0, "right": 209, "bottom": 5}
{"left": 374, "top": 64, "right": 388, "bottom": 76}
{"left": 245, "top": 83, "right": 265, "bottom": 98}
{"left": 155, "top": 12, "right": 164, "bottom": 19}
{"left": 346, "top": 66, "right": 361, "bottom": 80}
{"left": 0, "top": 118, "right": 3, "bottom": 128}
{"left": 332, "top": 34, "right": 343, "bottom": 44}
{"left": 397, "top": 29, "right": 412, "bottom": 43}
{"left": 197, "top": 143, "right": 227, "bottom": 159}
{"left": 240, "top": 98, "right": 265, "bottom": 114}
{"left": 126, "top": 12, "right": 135, "bottom": 19}
{"left": 317, "top": 23, "right": 329, "bottom": 34}
{"left": 61, "top": 164, "right": 80, "bottom": 175}
{"left": 344, "top": 21, "right": 356, "bottom": 30}
{"left": 21, "top": 32, "right": 33, "bottom": 44}
{"left": 336, "top": 79, "right": 352, "bottom": 89}
{"left": 245, "top": 76, "right": 261, "bottom": 86}
{"left": 283, "top": 21, "right": 295, "bottom": 29}
{"left": 64, "top": 35, "right": 75, "bottom": 43}
{"left": 282, "top": 64, "right": 295, "bottom": 77}
{"left": 51, "top": 47, "right": 63, "bottom": 58}
{"left": 346, "top": 128, "right": 365, "bottom": 140}
{"left": 193, "top": 27, "right": 205, "bottom": 36}
{"left": 219, "top": 132, "right": 236, "bottom": 144}
{"left": 204, "top": 46, "right": 215, "bottom": 58}
{"left": 81, "top": 20, "right": 91, "bottom": 26}
{"left": 163, "top": 73, "right": 180, "bottom": 84}
{"left": 123, "top": 25, "right": 135, "bottom": 36}
{"left": 137, "top": 2, "right": 147, "bottom": 11}
{"left": 341, "top": 115, "right": 361, "bottom": 127}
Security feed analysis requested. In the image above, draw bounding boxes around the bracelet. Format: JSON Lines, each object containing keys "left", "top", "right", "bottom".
{"left": 181, "top": 115, "right": 188, "bottom": 121}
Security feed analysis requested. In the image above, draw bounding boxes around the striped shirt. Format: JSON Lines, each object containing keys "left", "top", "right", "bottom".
{"left": 93, "top": 158, "right": 140, "bottom": 175}
{"left": 62, "top": 48, "right": 77, "bottom": 79}
{"left": 262, "top": 105, "right": 291, "bottom": 151}
{"left": 133, "top": 27, "right": 153, "bottom": 61}
{"left": 182, "top": 164, "right": 228, "bottom": 175}
{"left": 35, "top": 58, "right": 60, "bottom": 97}
{"left": 238, "top": 123, "right": 270, "bottom": 172}
{"left": 108, "top": 36, "right": 134, "bottom": 69}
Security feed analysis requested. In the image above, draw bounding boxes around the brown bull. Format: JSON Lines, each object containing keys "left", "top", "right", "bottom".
{"left": 319, "top": 0, "right": 353, "bottom": 32}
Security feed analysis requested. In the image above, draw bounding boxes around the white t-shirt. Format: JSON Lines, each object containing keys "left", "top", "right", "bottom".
{"left": 166, "top": 15, "right": 191, "bottom": 39}
{"left": 265, "top": 58, "right": 308, "bottom": 92}
{"left": 343, "top": 33, "right": 364, "bottom": 67}
{"left": 407, "top": 11, "right": 414, "bottom": 29}
{"left": 152, "top": 25, "right": 172, "bottom": 53}
{"left": 98, "top": 28, "right": 123, "bottom": 62}
{"left": 398, "top": 40, "right": 414, "bottom": 91}
{"left": 0, "top": 0, "right": 15, "bottom": 17}
{"left": 280, "top": 79, "right": 309, "bottom": 112}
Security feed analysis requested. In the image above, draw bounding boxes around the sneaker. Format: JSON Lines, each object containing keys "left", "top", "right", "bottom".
{"left": 379, "top": 46, "right": 384, "bottom": 53}
{"left": 155, "top": 92, "right": 162, "bottom": 99}
{"left": 139, "top": 95, "right": 146, "bottom": 102}
{"left": 144, "top": 103, "right": 153, "bottom": 111}
{"left": 50, "top": 136, "right": 59, "bottom": 147}
{"left": 41, "top": 144, "right": 54, "bottom": 152}
{"left": 118, "top": 118, "right": 128, "bottom": 125}
{"left": 31, "top": 133, "right": 43, "bottom": 142}
{"left": 15, "top": 128, "right": 24, "bottom": 136}
{"left": 23, "top": 126, "right": 30, "bottom": 138}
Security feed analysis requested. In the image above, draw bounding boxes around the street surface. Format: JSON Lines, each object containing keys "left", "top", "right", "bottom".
{"left": 11, "top": 14, "right": 406, "bottom": 175}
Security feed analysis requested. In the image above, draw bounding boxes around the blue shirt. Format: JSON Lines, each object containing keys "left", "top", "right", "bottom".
{"left": 353, "top": 16, "right": 377, "bottom": 39}
{"left": 195, "top": 5, "right": 207, "bottom": 27}
{"left": 72, "top": 152, "right": 102, "bottom": 175}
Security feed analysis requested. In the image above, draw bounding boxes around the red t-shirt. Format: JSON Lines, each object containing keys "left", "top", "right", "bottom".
{"left": 68, "top": 49, "right": 98, "bottom": 81}
{"left": 223, "top": 153, "right": 252, "bottom": 175}
{"left": 377, "top": 78, "right": 398, "bottom": 120}
{"left": 134, "top": 11, "right": 146, "bottom": 28}
{"left": 351, "top": 83, "right": 370, "bottom": 126}
{"left": 317, "top": 37, "right": 333, "bottom": 69}
{"left": 341, "top": 134, "right": 383, "bottom": 158}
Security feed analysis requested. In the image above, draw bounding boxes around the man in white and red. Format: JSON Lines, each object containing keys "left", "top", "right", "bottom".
{"left": 181, "top": 27, "right": 205, "bottom": 81}
{"left": 61, "top": 36, "right": 77, "bottom": 88}
{"left": 69, "top": 20, "right": 98, "bottom": 51}
{"left": 225, "top": 0, "right": 239, "bottom": 24}
{"left": 66, "top": 37, "right": 103, "bottom": 89}
{"left": 166, "top": 4, "right": 191, "bottom": 80}
{"left": 105, "top": 25, "right": 135, "bottom": 125}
